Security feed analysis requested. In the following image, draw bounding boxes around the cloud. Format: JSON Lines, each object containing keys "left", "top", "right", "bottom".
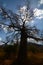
{"left": 40, "top": 0, "right": 43, "bottom": 4}
{"left": 38, "top": 0, "right": 43, "bottom": 9}
{"left": 3, "top": 27, "right": 8, "bottom": 33}
{"left": 27, "top": 38, "right": 37, "bottom": 43}
{"left": 34, "top": 8, "right": 43, "bottom": 19}
{"left": 0, "top": 37, "right": 2, "bottom": 41}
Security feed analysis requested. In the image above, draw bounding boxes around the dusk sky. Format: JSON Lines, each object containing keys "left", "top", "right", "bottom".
{"left": 0, "top": 0, "right": 43, "bottom": 45}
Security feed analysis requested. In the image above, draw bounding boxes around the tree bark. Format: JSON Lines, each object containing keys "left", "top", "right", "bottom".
{"left": 17, "top": 27, "right": 27, "bottom": 65}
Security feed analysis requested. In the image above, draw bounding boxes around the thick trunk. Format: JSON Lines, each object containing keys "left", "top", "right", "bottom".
{"left": 17, "top": 27, "right": 27, "bottom": 65}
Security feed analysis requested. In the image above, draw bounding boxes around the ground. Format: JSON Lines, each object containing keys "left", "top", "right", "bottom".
{"left": 0, "top": 43, "right": 43, "bottom": 65}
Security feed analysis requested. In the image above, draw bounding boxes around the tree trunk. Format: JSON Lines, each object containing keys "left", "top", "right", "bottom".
{"left": 17, "top": 27, "right": 27, "bottom": 65}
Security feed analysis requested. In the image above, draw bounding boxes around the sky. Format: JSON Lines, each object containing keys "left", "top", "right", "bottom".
{"left": 0, "top": 0, "right": 43, "bottom": 45}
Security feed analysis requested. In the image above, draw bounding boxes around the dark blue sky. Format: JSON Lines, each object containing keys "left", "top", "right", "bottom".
{"left": 0, "top": 0, "right": 25, "bottom": 12}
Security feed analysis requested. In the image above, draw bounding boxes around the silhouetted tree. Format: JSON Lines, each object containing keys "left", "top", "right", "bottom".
{"left": 0, "top": 1, "right": 43, "bottom": 65}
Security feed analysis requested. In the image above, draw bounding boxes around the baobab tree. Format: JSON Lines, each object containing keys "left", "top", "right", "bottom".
{"left": 0, "top": 2, "right": 43, "bottom": 65}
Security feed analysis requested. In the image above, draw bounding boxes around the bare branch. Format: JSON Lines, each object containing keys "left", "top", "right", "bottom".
{"left": 0, "top": 7, "right": 21, "bottom": 29}
{"left": 28, "top": 35, "right": 43, "bottom": 41}
{"left": 1, "top": 40, "right": 9, "bottom": 44}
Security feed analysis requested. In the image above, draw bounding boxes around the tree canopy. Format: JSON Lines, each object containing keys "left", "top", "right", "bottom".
{"left": 0, "top": 1, "right": 43, "bottom": 45}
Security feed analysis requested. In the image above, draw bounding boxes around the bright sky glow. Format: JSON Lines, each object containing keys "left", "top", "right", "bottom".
{"left": 19, "top": 5, "right": 33, "bottom": 22}
{"left": 0, "top": 37, "right": 2, "bottom": 41}
{"left": 20, "top": 6, "right": 27, "bottom": 12}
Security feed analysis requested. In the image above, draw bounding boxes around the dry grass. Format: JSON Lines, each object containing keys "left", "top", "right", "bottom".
{"left": 27, "top": 52, "right": 43, "bottom": 65}
{"left": 0, "top": 44, "right": 43, "bottom": 65}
